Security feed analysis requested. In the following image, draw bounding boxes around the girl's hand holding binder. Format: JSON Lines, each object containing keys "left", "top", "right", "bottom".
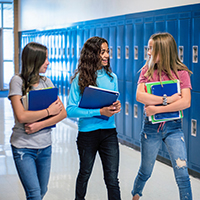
{"left": 100, "top": 100, "right": 121, "bottom": 117}
{"left": 47, "top": 99, "right": 63, "bottom": 116}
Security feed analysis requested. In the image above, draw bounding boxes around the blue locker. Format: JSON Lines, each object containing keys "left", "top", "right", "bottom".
{"left": 154, "top": 15, "right": 166, "bottom": 33}
{"left": 125, "top": 81, "right": 133, "bottom": 141}
{"left": 178, "top": 13, "right": 191, "bottom": 160}
{"left": 166, "top": 14, "right": 178, "bottom": 43}
{"left": 95, "top": 24, "right": 102, "bottom": 37}
{"left": 189, "top": 92, "right": 200, "bottom": 173}
{"left": 116, "top": 22, "right": 125, "bottom": 80}
{"left": 124, "top": 21, "right": 133, "bottom": 141}
{"left": 109, "top": 24, "right": 117, "bottom": 73}
{"left": 102, "top": 25, "right": 109, "bottom": 42}
{"left": 115, "top": 21, "right": 125, "bottom": 137}
{"left": 70, "top": 28, "right": 77, "bottom": 73}
{"left": 132, "top": 18, "right": 145, "bottom": 147}
{"left": 83, "top": 26, "right": 90, "bottom": 44}
{"left": 89, "top": 25, "right": 95, "bottom": 37}
{"left": 191, "top": 14, "right": 200, "bottom": 92}
{"left": 77, "top": 27, "right": 84, "bottom": 60}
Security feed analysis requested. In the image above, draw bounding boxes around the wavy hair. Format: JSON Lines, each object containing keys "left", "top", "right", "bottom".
{"left": 144, "top": 32, "right": 192, "bottom": 81}
{"left": 71, "top": 36, "right": 113, "bottom": 94}
{"left": 20, "top": 42, "right": 47, "bottom": 95}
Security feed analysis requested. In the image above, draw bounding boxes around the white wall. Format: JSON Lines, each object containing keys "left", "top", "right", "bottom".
{"left": 19, "top": 0, "right": 200, "bottom": 31}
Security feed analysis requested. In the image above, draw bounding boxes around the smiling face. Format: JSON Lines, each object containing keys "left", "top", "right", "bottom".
{"left": 100, "top": 42, "right": 109, "bottom": 67}
{"left": 39, "top": 50, "right": 49, "bottom": 74}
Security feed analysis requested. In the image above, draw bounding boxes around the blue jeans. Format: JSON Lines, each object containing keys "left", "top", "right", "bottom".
{"left": 11, "top": 145, "right": 52, "bottom": 200}
{"left": 75, "top": 128, "right": 121, "bottom": 200}
{"left": 132, "top": 117, "right": 192, "bottom": 200}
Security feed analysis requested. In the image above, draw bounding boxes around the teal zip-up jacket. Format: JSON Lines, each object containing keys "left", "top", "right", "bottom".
{"left": 66, "top": 69, "right": 119, "bottom": 132}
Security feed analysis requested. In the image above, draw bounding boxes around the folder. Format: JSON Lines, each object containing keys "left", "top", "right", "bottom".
{"left": 145, "top": 80, "right": 183, "bottom": 124}
{"left": 22, "top": 87, "right": 58, "bottom": 129}
{"left": 78, "top": 85, "right": 120, "bottom": 120}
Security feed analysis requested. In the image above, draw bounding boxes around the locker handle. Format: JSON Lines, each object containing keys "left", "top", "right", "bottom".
{"left": 179, "top": 46, "right": 184, "bottom": 62}
{"left": 134, "top": 104, "right": 138, "bottom": 118}
{"left": 193, "top": 46, "right": 198, "bottom": 63}
{"left": 117, "top": 46, "right": 121, "bottom": 59}
{"left": 191, "top": 119, "right": 197, "bottom": 137}
{"left": 125, "top": 102, "right": 129, "bottom": 115}
{"left": 134, "top": 46, "right": 138, "bottom": 60}
{"left": 125, "top": 46, "right": 129, "bottom": 59}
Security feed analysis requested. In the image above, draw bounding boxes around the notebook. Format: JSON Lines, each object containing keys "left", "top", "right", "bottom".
{"left": 79, "top": 85, "right": 120, "bottom": 120}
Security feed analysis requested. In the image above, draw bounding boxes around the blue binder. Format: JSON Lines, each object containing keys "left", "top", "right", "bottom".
{"left": 151, "top": 83, "right": 181, "bottom": 120}
{"left": 79, "top": 85, "right": 120, "bottom": 120}
{"left": 29, "top": 87, "right": 58, "bottom": 129}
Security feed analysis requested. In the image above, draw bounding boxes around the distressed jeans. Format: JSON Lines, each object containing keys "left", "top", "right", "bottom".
{"left": 75, "top": 128, "right": 121, "bottom": 200}
{"left": 11, "top": 145, "right": 52, "bottom": 200}
{"left": 131, "top": 117, "right": 192, "bottom": 200}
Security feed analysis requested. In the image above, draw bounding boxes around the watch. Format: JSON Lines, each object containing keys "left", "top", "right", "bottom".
{"left": 163, "top": 94, "right": 167, "bottom": 106}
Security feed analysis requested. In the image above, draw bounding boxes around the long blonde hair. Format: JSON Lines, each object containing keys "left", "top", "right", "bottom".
{"left": 144, "top": 32, "right": 192, "bottom": 81}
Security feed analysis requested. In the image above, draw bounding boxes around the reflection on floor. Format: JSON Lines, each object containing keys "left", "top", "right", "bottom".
{"left": 0, "top": 97, "right": 200, "bottom": 200}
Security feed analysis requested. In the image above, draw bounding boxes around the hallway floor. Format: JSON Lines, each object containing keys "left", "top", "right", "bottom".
{"left": 0, "top": 97, "right": 200, "bottom": 200}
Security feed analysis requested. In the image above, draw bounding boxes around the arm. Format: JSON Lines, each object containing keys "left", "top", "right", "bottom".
{"left": 10, "top": 95, "right": 62, "bottom": 124}
{"left": 136, "top": 83, "right": 181, "bottom": 106}
{"left": 145, "top": 88, "right": 191, "bottom": 117}
{"left": 66, "top": 78, "right": 101, "bottom": 118}
{"left": 25, "top": 97, "right": 67, "bottom": 134}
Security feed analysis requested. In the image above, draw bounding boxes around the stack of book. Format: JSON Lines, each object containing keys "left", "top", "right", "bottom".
{"left": 145, "top": 79, "right": 183, "bottom": 124}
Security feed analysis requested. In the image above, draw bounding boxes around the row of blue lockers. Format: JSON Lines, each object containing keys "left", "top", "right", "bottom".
{"left": 19, "top": 3, "right": 200, "bottom": 175}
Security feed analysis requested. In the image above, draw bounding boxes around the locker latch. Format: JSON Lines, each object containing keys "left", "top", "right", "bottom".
{"left": 134, "top": 46, "right": 138, "bottom": 60}
{"left": 125, "top": 102, "right": 129, "bottom": 115}
{"left": 179, "top": 46, "right": 184, "bottom": 62}
{"left": 110, "top": 46, "right": 113, "bottom": 59}
{"left": 117, "top": 46, "right": 121, "bottom": 59}
{"left": 125, "top": 46, "right": 129, "bottom": 59}
{"left": 191, "top": 119, "right": 197, "bottom": 137}
{"left": 193, "top": 46, "right": 198, "bottom": 63}
{"left": 134, "top": 104, "right": 138, "bottom": 118}
{"left": 144, "top": 46, "right": 148, "bottom": 60}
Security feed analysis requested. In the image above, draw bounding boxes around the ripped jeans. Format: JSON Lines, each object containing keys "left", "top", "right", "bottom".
{"left": 11, "top": 145, "right": 52, "bottom": 200}
{"left": 131, "top": 117, "right": 192, "bottom": 200}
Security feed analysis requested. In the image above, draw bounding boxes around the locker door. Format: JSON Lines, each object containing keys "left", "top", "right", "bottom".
{"left": 109, "top": 24, "right": 117, "bottom": 73}
{"left": 116, "top": 21, "right": 125, "bottom": 137}
{"left": 178, "top": 13, "right": 191, "bottom": 160}
{"left": 77, "top": 28, "right": 84, "bottom": 60}
{"left": 71, "top": 28, "right": 77, "bottom": 73}
{"left": 95, "top": 24, "right": 102, "bottom": 37}
{"left": 189, "top": 91, "right": 200, "bottom": 174}
{"left": 166, "top": 14, "right": 178, "bottom": 43}
{"left": 133, "top": 18, "right": 144, "bottom": 147}
{"left": 89, "top": 25, "right": 95, "bottom": 37}
{"left": 125, "top": 21, "right": 133, "bottom": 141}
{"left": 102, "top": 25, "right": 109, "bottom": 42}
{"left": 154, "top": 15, "right": 166, "bottom": 33}
{"left": 83, "top": 27, "right": 90, "bottom": 44}
{"left": 191, "top": 14, "right": 200, "bottom": 92}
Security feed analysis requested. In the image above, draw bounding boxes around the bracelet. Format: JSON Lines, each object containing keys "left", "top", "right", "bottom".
{"left": 163, "top": 94, "right": 167, "bottom": 106}
{"left": 46, "top": 108, "right": 49, "bottom": 116}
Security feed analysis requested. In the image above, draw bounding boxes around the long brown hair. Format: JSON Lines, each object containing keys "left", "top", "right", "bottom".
{"left": 144, "top": 32, "right": 192, "bottom": 81}
{"left": 71, "top": 36, "right": 113, "bottom": 94}
{"left": 20, "top": 42, "right": 47, "bottom": 95}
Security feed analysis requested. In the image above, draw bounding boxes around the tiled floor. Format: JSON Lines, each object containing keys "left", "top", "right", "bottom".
{"left": 0, "top": 97, "right": 200, "bottom": 200}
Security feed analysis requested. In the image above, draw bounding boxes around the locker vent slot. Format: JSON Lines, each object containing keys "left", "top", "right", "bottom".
{"left": 67, "top": 48, "right": 70, "bottom": 58}
{"left": 125, "top": 102, "right": 129, "bottom": 115}
{"left": 179, "top": 46, "right": 184, "bottom": 62}
{"left": 144, "top": 46, "right": 148, "bottom": 60}
{"left": 134, "top": 46, "right": 138, "bottom": 60}
{"left": 125, "top": 46, "right": 129, "bottom": 59}
{"left": 117, "top": 46, "right": 121, "bottom": 59}
{"left": 193, "top": 46, "right": 198, "bottom": 63}
{"left": 134, "top": 104, "right": 138, "bottom": 118}
{"left": 191, "top": 119, "right": 197, "bottom": 137}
